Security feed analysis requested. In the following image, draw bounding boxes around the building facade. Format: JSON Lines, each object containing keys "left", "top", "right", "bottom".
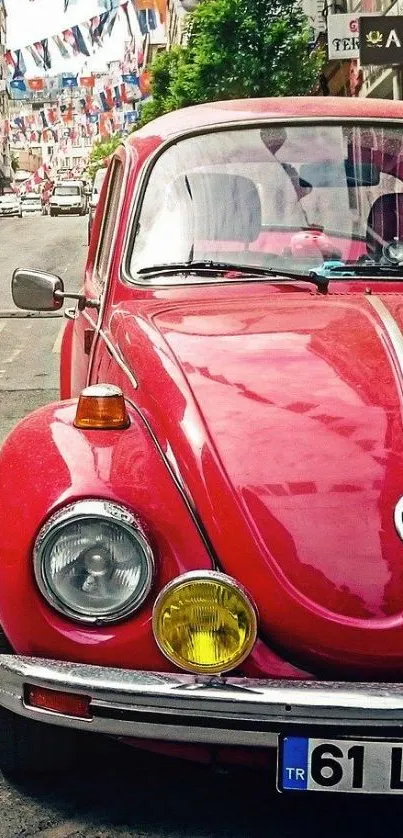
{"left": 356, "top": 0, "right": 403, "bottom": 98}
{"left": 0, "top": 0, "right": 11, "bottom": 192}
{"left": 166, "top": 0, "right": 200, "bottom": 47}
{"left": 318, "top": 0, "right": 403, "bottom": 98}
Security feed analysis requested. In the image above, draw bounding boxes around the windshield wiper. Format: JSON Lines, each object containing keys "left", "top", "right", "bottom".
{"left": 137, "top": 261, "right": 329, "bottom": 292}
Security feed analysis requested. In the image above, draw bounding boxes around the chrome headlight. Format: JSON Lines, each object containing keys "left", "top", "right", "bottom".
{"left": 34, "top": 500, "right": 154, "bottom": 624}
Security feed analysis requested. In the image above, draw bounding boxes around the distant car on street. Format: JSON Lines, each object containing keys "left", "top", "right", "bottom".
{"left": 49, "top": 180, "right": 87, "bottom": 216}
{"left": 0, "top": 193, "right": 20, "bottom": 218}
{"left": 88, "top": 167, "right": 107, "bottom": 242}
{"left": 6, "top": 97, "right": 403, "bottom": 797}
{"left": 19, "top": 193, "right": 44, "bottom": 218}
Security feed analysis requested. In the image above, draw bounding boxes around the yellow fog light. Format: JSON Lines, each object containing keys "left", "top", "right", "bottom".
{"left": 152, "top": 571, "right": 257, "bottom": 674}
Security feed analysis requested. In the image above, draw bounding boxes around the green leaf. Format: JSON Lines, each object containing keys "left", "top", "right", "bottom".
{"left": 138, "top": 0, "right": 324, "bottom": 125}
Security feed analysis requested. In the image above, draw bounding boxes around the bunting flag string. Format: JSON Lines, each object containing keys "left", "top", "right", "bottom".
{"left": 5, "top": 0, "right": 164, "bottom": 191}
{"left": 5, "top": 0, "right": 163, "bottom": 76}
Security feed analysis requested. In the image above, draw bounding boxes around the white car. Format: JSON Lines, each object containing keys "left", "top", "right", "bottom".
{"left": 0, "top": 193, "right": 20, "bottom": 218}
{"left": 49, "top": 181, "right": 87, "bottom": 217}
{"left": 19, "top": 194, "right": 43, "bottom": 218}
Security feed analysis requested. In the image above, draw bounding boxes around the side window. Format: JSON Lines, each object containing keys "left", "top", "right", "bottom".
{"left": 94, "top": 159, "right": 124, "bottom": 293}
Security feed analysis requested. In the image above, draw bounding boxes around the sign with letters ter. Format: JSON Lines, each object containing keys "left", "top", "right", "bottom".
{"left": 328, "top": 14, "right": 361, "bottom": 60}
{"left": 360, "top": 16, "right": 403, "bottom": 65}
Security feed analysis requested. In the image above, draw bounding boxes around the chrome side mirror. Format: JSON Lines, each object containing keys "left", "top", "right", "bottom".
{"left": 12, "top": 269, "right": 64, "bottom": 312}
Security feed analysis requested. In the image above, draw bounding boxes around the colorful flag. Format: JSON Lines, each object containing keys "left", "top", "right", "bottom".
{"left": 26, "top": 45, "right": 43, "bottom": 67}
{"left": 72, "top": 25, "right": 91, "bottom": 57}
{"left": 33, "top": 39, "right": 51, "bottom": 70}
{"left": 4, "top": 51, "right": 16, "bottom": 71}
{"left": 62, "top": 29, "right": 79, "bottom": 55}
{"left": 122, "top": 72, "right": 138, "bottom": 85}
{"left": 80, "top": 75, "right": 95, "bottom": 88}
{"left": 10, "top": 79, "right": 27, "bottom": 92}
{"left": 98, "top": 0, "right": 121, "bottom": 10}
{"left": 89, "top": 12, "right": 110, "bottom": 45}
{"left": 105, "top": 86, "right": 114, "bottom": 108}
{"left": 136, "top": 10, "right": 148, "bottom": 35}
{"left": 120, "top": 83, "right": 129, "bottom": 103}
{"left": 53, "top": 34, "right": 71, "bottom": 58}
{"left": 14, "top": 116, "right": 26, "bottom": 133}
{"left": 139, "top": 70, "right": 151, "bottom": 96}
{"left": 147, "top": 9, "right": 157, "bottom": 29}
{"left": 114, "top": 85, "right": 122, "bottom": 108}
{"left": 99, "top": 91, "right": 112, "bottom": 111}
{"left": 121, "top": 3, "right": 134, "bottom": 38}
{"left": 61, "top": 74, "right": 78, "bottom": 88}
{"left": 28, "top": 77, "right": 45, "bottom": 91}
{"left": 105, "top": 7, "right": 119, "bottom": 36}
{"left": 14, "top": 50, "right": 27, "bottom": 78}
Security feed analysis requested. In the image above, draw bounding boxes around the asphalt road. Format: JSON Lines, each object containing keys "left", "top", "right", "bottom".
{"left": 0, "top": 215, "right": 398, "bottom": 836}
{"left": 0, "top": 214, "right": 85, "bottom": 441}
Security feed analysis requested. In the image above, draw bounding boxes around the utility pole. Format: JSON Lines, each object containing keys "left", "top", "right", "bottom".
{"left": 392, "top": 67, "right": 403, "bottom": 100}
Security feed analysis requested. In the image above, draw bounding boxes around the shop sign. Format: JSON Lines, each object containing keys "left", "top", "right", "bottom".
{"left": 327, "top": 13, "right": 366, "bottom": 60}
{"left": 359, "top": 16, "right": 403, "bottom": 65}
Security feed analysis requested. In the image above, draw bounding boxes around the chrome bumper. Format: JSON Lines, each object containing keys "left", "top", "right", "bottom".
{"left": 1, "top": 655, "right": 403, "bottom": 747}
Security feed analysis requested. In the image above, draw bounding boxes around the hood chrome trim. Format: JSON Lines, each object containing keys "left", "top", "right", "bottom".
{"left": 366, "top": 296, "right": 403, "bottom": 413}
{"left": 366, "top": 296, "right": 403, "bottom": 364}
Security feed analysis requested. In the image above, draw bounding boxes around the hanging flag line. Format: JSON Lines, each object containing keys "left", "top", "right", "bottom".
{"left": 4, "top": 39, "right": 152, "bottom": 151}
{"left": 5, "top": 0, "right": 164, "bottom": 73}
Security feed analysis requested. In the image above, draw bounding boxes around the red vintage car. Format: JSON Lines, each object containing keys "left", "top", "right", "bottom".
{"left": 3, "top": 96, "right": 403, "bottom": 793}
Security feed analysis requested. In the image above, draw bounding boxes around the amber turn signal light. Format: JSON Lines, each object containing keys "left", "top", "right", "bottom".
{"left": 74, "top": 384, "right": 130, "bottom": 430}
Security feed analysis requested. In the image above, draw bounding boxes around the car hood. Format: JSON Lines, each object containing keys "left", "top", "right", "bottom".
{"left": 113, "top": 289, "right": 403, "bottom": 675}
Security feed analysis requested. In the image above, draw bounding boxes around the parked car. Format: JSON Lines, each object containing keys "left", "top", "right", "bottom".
{"left": 0, "top": 192, "right": 20, "bottom": 217}
{"left": 88, "top": 167, "right": 107, "bottom": 243}
{"left": 5, "top": 96, "right": 403, "bottom": 792}
{"left": 19, "top": 193, "right": 44, "bottom": 218}
{"left": 49, "top": 180, "right": 87, "bottom": 216}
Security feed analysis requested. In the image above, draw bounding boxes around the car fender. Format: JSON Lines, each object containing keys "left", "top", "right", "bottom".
{"left": 0, "top": 398, "right": 212, "bottom": 669}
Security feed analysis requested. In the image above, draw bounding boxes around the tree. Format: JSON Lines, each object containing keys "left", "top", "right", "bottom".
{"left": 139, "top": 47, "right": 185, "bottom": 125}
{"left": 138, "top": 0, "right": 324, "bottom": 126}
{"left": 87, "top": 134, "right": 122, "bottom": 181}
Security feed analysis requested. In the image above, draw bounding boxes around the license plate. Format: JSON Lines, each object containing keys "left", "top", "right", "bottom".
{"left": 279, "top": 737, "right": 403, "bottom": 794}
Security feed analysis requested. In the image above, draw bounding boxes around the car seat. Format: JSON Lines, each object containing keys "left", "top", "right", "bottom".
{"left": 171, "top": 172, "right": 262, "bottom": 255}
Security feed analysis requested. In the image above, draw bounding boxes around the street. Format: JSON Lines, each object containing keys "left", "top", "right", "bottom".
{"left": 0, "top": 214, "right": 84, "bottom": 441}
{"left": 0, "top": 215, "right": 397, "bottom": 836}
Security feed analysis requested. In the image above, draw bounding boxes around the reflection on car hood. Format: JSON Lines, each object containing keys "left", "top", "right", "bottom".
{"left": 112, "top": 290, "right": 403, "bottom": 676}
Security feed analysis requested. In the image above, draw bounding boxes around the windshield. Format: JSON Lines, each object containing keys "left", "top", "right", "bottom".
{"left": 54, "top": 186, "right": 80, "bottom": 196}
{"left": 129, "top": 123, "right": 403, "bottom": 279}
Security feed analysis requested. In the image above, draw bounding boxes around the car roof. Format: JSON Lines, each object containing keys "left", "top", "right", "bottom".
{"left": 128, "top": 96, "right": 403, "bottom": 144}
{"left": 54, "top": 180, "right": 82, "bottom": 186}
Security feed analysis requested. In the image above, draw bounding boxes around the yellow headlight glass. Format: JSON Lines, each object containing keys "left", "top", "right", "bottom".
{"left": 152, "top": 574, "right": 257, "bottom": 674}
